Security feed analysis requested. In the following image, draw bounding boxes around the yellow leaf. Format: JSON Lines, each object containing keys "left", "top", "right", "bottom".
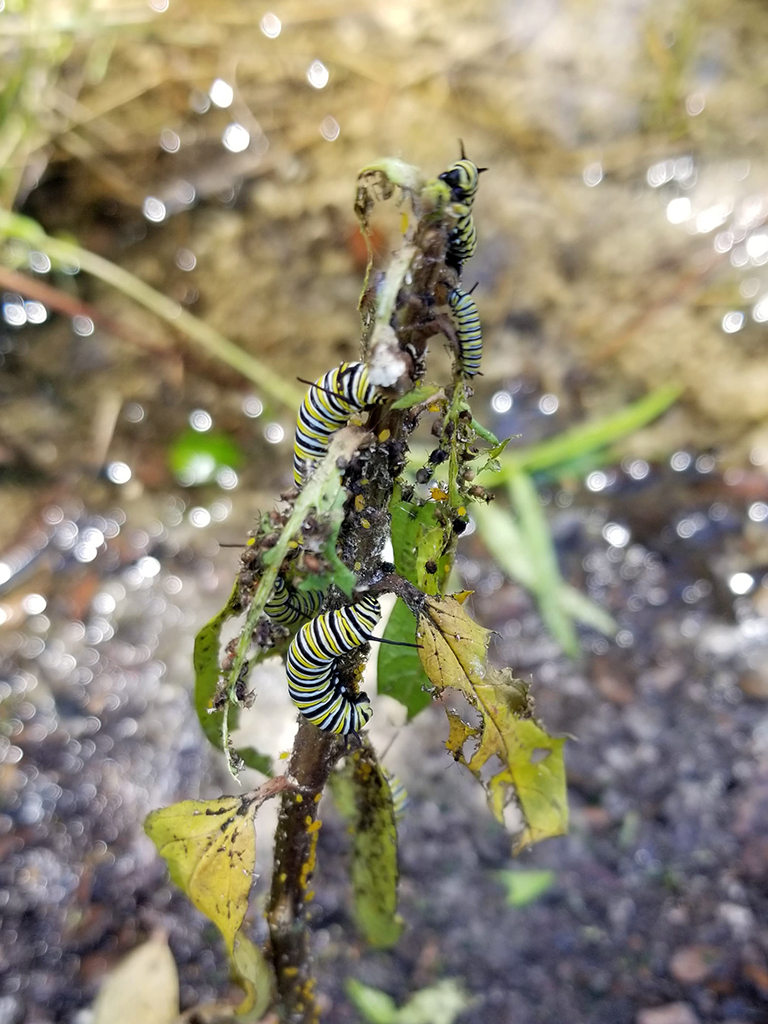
{"left": 231, "top": 932, "right": 274, "bottom": 1020}
{"left": 145, "top": 797, "right": 256, "bottom": 952}
{"left": 417, "top": 596, "right": 568, "bottom": 851}
{"left": 92, "top": 933, "right": 179, "bottom": 1024}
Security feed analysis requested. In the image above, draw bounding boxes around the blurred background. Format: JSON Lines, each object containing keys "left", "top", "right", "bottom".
{"left": 1, "top": 1, "right": 768, "bottom": 1022}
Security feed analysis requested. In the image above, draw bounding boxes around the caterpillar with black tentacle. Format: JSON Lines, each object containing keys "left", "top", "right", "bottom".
{"left": 265, "top": 575, "right": 324, "bottom": 625}
{"left": 438, "top": 141, "right": 486, "bottom": 273}
{"left": 285, "top": 595, "right": 419, "bottom": 734}
{"left": 293, "top": 362, "right": 379, "bottom": 488}
{"left": 448, "top": 284, "right": 482, "bottom": 377}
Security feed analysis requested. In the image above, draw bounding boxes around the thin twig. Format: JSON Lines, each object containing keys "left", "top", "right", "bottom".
{"left": 0, "top": 209, "right": 304, "bottom": 412}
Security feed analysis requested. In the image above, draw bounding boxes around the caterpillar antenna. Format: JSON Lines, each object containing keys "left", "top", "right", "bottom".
{"left": 361, "top": 631, "right": 422, "bottom": 649}
{"left": 297, "top": 376, "right": 346, "bottom": 399}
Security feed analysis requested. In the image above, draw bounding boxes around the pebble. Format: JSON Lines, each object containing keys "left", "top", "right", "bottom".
{"left": 669, "top": 945, "right": 717, "bottom": 984}
{"left": 636, "top": 1003, "right": 700, "bottom": 1024}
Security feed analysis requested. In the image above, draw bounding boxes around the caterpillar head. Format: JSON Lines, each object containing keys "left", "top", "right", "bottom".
{"left": 438, "top": 142, "right": 487, "bottom": 203}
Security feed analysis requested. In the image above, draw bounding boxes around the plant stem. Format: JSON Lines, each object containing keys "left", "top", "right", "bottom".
{"left": 266, "top": 723, "right": 342, "bottom": 1024}
{"left": 0, "top": 209, "right": 304, "bottom": 412}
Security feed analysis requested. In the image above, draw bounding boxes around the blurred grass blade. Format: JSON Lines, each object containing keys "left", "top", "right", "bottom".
{"left": 507, "top": 471, "right": 579, "bottom": 656}
{"left": 0, "top": 209, "right": 303, "bottom": 411}
{"left": 472, "top": 503, "right": 616, "bottom": 638}
{"left": 479, "top": 384, "right": 680, "bottom": 484}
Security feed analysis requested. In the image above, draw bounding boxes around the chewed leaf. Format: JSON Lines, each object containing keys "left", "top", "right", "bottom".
{"left": 417, "top": 596, "right": 568, "bottom": 852}
{"left": 337, "top": 751, "right": 403, "bottom": 949}
{"left": 389, "top": 485, "right": 452, "bottom": 592}
{"left": 145, "top": 797, "right": 256, "bottom": 952}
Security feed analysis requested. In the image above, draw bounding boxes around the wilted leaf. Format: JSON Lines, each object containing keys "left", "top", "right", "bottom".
{"left": 418, "top": 596, "right": 568, "bottom": 851}
{"left": 145, "top": 797, "right": 256, "bottom": 952}
{"left": 230, "top": 932, "right": 273, "bottom": 1021}
{"left": 193, "top": 583, "right": 240, "bottom": 751}
{"left": 378, "top": 599, "right": 432, "bottom": 718}
{"left": 495, "top": 869, "right": 555, "bottom": 907}
{"left": 92, "top": 933, "right": 179, "bottom": 1024}
{"left": 338, "top": 751, "right": 403, "bottom": 948}
{"left": 346, "top": 978, "right": 473, "bottom": 1024}
{"left": 391, "top": 383, "right": 443, "bottom": 410}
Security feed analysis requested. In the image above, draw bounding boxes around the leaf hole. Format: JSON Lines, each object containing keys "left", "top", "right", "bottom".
{"left": 529, "top": 747, "right": 551, "bottom": 765}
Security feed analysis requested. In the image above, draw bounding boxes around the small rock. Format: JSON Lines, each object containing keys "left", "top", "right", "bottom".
{"left": 670, "top": 945, "right": 718, "bottom": 984}
{"left": 718, "top": 902, "right": 754, "bottom": 940}
{"left": 742, "top": 960, "right": 768, "bottom": 998}
{"left": 738, "top": 670, "right": 768, "bottom": 700}
{"left": 636, "top": 1003, "right": 700, "bottom": 1024}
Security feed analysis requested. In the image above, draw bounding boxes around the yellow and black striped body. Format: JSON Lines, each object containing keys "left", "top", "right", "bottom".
{"left": 449, "top": 287, "right": 483, "bottom": 377}
{"left": 383, "top": 768, "right": 409, "bottom": 822}
{"left": 265, "top": 576, "right": 324, "bottom": 625}
{"left": 293, "top": 362, "right": 378, "bottom": 488}
{"left": 439, "top": 156, "right": 482, "bottom": 272}
{"left": 285, "top": 595, "right": 380, "bottom": 734}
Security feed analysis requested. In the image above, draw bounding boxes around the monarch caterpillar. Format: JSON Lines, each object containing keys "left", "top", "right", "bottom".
{"left": 438, "top": 142, "right": 486, "bottom": 272}
{"left": 265, "top": 575, "right": 324, "bottom": 625}
{"left": 449, "top": 285, "right": 482, "bottom": 377}
{"left": 285, "top": 594, "right": 381, "bottom": 734}
{"left": 383, "top": 768, "right": 409, "bottom": 821}
{"left": 293, "top": 362, "right": 378, "bottom": 488}
{"left": 285, "top": 595, "right": 420, "bottom": 734}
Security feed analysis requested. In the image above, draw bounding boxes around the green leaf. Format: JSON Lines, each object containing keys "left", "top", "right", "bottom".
{"left": 472, "top": 503, "right": 616, "bottom": 636}
{"left": 469, "top": 417, "right": 500, "bottom": 446}
{"left": 92, "top": 934, "right": 179, "bottom": 1024}
{"left": 145, "top": 797, "right": 256, "bottom": 952}
{"left": 346, "top": 979, "right": 473, "bottom": 1024}
{"left": 391, "top": 383, "right": 443, "bottom": 410}
{"left": 397, "top": 980, "right": 473, "bottom": 1024}
{"left": 345, "top": 979, "right": 398, "bottom": 1024}
{"left": 193, "top": 583, "right": 241, "bottom": 751}
{"left": 339, "top": 750, "right": 403, "bottom": 949}
{"left": 237, "top": 747, "right": 273, "bottom": 776}
{"left": 168, "top": 428, "right": 243, "bottom": 485}
{"left": 377, "top": 599, "right": 432, "bottom": 718}
{"left": 507, "top": 471, "right": 579, "bottom": 657}
{"left": 389, "top": 484, "right": 451, "bottom": 590}
{"left": 230, "top": 932, "right": 274, "bottom": 1021}
{"left": 418, "top": 596, "right": 568, "bottom": 852}
{"left": 297, "top": 487, "right": 355, "bottom": 597}
{"left": 495, "top": 868, "right": 555, "bottom": 907}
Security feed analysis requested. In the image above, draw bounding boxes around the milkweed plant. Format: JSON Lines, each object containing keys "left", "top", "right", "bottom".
{"left": 144, "top": 152, "right": 568, "bottom": 1024}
